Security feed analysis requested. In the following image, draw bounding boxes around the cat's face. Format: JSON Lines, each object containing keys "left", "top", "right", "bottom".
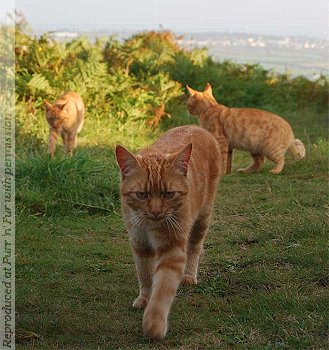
{"left": 186, "top": 83, "right": 217, "bottom": 116}
{"left": 116, "top": 144, "right": 192, "bottom": 225}
{"left": 44, "top": 101, "right": 69, "bottom": 129}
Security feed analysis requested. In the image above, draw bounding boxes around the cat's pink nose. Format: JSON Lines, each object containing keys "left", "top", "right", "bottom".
{"left": 151, "top": 210, "right": 161, "bottom": 218}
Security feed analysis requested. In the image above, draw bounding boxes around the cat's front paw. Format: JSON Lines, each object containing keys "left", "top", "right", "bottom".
{"left": 181, "top": 274, "right": 197, "bottom": 285}
{"left": 133, "top": 296, "right": 149, "bottom": 309}
{"left": 143, "top": 307, "right": 167, "bottom": 340}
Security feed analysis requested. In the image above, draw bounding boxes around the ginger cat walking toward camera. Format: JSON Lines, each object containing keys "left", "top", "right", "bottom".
{"left": 44, "top": 91, "right": 85, "bottom": 157}
{"left": 115, "top": 125, "right": 222, "bottom": 340}
{"left": 187, "top": 84, "right": 305, "bottom": 174}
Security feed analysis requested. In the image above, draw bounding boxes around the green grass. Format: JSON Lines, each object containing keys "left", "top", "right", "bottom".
{"left": 16, "top": 104, "right": 328, "bottom": 350}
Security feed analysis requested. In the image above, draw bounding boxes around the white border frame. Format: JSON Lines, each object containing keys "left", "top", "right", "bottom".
{"left": 0, "top": 4, "right": 16, "bottom": 350}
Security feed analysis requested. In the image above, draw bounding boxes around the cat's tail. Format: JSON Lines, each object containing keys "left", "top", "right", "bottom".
{"left": 288, "top": 139, "right": 306, "bottom": 160}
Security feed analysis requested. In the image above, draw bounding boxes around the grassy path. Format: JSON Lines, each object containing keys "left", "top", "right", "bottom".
{"left": 16, "top": 136, "right": 328, "bottom": 349}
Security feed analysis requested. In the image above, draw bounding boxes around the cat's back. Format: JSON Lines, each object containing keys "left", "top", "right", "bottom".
{"left": 52, "top": 92, "right": 85, "bottom": 133}
{"left": 146, "top": 125, "right": 219, "bottom": 157}
{"left": 57, "top": 91, "right": 85, "bottom": 112}
{"left": 224, "top": 107, "right": 293, "bottom": 144}
{"left": 142, "top": 125, "right": 222, "bottom": 178}
{"left": 228, "top": 107, "right": 291, "bottom": 129}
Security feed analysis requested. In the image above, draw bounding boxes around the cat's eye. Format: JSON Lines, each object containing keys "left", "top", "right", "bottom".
{"left": 163, "top": 191, "right": 175, "bottom": 199}
{"left": 136, "top": 192, "right": 148, "bottom": 200}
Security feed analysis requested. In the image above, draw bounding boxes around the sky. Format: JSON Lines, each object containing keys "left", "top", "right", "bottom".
{"left": 2, "top": 0, "right": 328, "bottom": 37}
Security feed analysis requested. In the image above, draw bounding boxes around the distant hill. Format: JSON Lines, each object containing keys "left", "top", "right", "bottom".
{"left": 178, "top": 32, "right": 328, "bottom": 79}
{"left": 45, "top": 29, "right": 328, "bottom": 78}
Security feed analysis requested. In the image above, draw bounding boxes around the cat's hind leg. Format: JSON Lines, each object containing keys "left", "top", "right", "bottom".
{"left": 269, "top": 158, "right": 285, "bottom": 174}
{"left": 266, "top": 144, "right": 287, "bottom": 174}
{"left": 182, "top": 213, "right": 211, "bottom": 285}
{"left": 237, "top": 154, "right": 265, "bottom": 173}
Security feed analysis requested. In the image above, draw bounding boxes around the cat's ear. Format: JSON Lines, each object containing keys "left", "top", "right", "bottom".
{"left": 173, "top": 143, "right": 192, "bottom": 176}
{"left": 44, "top": 100, "right": 52, "bottom": 111}
{"left": 204, "top": 83, "right": 213, "bottom": 95}
{"left": 115, "top": 145, "right": 139, "bottom": 176}
{"left": 186, "top": 85, "right": 197, "bottom": 96}
{"left": 58, "top": 102, "right": 68, "bottom": 111}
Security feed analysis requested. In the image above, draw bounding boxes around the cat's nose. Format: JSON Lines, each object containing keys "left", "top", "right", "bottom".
{"left": 151, "top": 210, "right": 161, "bottom": 218}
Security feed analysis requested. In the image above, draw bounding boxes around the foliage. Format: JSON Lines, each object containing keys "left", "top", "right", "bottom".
{"left": 15, "top": 22, "right": 328, "bottom": 155}
{"left": 15, "top": 28, "right": 183, "bottom": 152}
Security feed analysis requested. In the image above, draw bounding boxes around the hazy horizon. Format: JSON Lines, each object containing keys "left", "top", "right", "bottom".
{"left": 4, "top": 0, "right": 328, "bottom": 39}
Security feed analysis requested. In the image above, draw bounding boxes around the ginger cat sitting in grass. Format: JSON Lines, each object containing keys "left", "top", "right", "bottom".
{"left": 187, "top": 84, "right": 305, "bottom": 174}
{"left": 115, "top": 125, "right": 222, "bottom": 340}
{"left": 44, "top": 91, "right": 85, "bottom": 157}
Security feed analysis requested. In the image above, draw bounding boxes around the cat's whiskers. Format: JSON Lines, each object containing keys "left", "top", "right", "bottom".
{"left": 162, "top": 213, "right": 173, "bottom": 232}
{"left": 165, "top": 217, "right": 178, "bottom": 240}
{"left": 164, "top": 214, "right": 184, "bottom": 239}
{"left": 164, "top": 218, "right": 172, "bottom": 236}
{"left": 171, "top": 216, "right": 185, "bottom": 236}
{"left": 127, "top": 212, "right": 144, "bottom": 232}
{"left": 134, "top": 216, "right": 144, "bottom": 231}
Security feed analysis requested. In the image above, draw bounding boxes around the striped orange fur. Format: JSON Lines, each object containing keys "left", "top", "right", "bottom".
{"left": 115, "top": 126, "right": 222, "bottom": 340}
{"left": 187, "top": 84, "right": 306, "bottom": 174}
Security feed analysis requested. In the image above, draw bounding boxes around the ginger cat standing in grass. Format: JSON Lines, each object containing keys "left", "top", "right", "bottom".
{"left": 115, "top": 125, "right": 222, "bottom": 340}
{"left": 187, "top": 84, "right": 306, "bottom": 174}
{"left": 44, "top": 91, "right": 85, "bottom": 157}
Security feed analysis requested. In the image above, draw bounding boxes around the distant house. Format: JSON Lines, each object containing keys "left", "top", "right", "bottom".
{"left": 49, "top": 32, "right": 78, "bottom": 41}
